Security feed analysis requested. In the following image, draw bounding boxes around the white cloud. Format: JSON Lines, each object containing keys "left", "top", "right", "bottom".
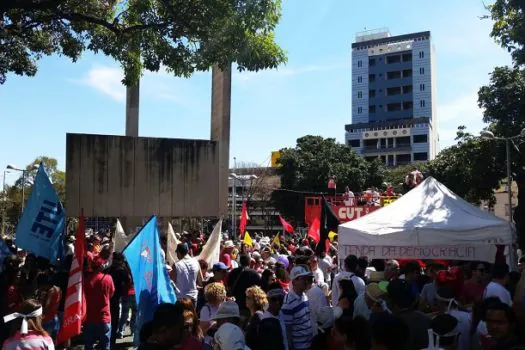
{"left": 77, "top": 64, "right": 207, "bottom": 110}
{"left": 438, "top": 92, "right": 482, "bottom": 123}
{"left": 233, "top": 62, "right": 350, "bottom": 85}
{"left": 80, "top": 65, "right": 126, "bottom": 102}
{"left": 437, "top": 92, "right": 487, "bottom": 148}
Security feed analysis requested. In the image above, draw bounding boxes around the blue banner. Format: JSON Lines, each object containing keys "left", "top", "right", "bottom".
{"left": 15, "top": 165, "right": 64, "bottom": 264}
{"left": 0, "top": 240, "right": 13, "bottom": 266}
{"left": 123, "top": 215, "right": 176, "bottom": 340}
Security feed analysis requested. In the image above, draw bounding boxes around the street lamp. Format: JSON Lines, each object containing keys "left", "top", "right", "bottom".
{"left": 6, "top": 164, "right": 39, "bottom": 214}
{"left": 480, "top": 128, "right": 525, "bottom": 225}
{"left": 229, "top": 173, "right": 240, "bottom": 238}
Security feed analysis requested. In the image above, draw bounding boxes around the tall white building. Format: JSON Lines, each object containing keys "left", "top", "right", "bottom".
{"left": 345, "top": 29, "right": 438, "bottom": 165}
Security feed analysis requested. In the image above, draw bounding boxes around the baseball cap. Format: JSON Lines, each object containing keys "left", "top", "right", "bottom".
{"left": 212, "top": 262, "right": 228, "bottom": 272}
{"left": 176, "top": 243, "right": 189, "bottom": 255}
{"left": 212, "top": 301, "right": 240, "bottom": 320}
{"left": 290, "top": 265, "right": 313, "bottom": 281}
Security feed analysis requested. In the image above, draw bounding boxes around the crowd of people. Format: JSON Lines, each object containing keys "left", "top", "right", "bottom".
{"left": 1, "top": 230, "right": 525, "bottom": 350}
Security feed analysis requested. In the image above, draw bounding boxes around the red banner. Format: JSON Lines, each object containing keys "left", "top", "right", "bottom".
{"left": 335, "top": 205, "right": 380, "bottom": 222}
{"left": 57, "top": 213, "right": 86, "bottom": 344}
{"left": 279, "top": 214, "right": 294, "bottom": 233}
{"left": 239, "top": 201, "right": 248, "bottom": 236}
{"left": 308, "top": 217, "right": 320, "bottom": 244}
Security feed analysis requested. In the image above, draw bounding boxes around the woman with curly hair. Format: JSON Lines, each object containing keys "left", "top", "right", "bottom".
{"left": 199, "top": 283, "right": 226, "bottom": 334}
{"left": 244, "top": 286, "right": 268, "bottom": 350}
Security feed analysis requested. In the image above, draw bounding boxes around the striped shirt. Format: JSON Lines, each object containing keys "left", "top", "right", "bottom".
{"left": 3, "top": 331, "right": 54, "bottom": 350}
{"left": 280, "top": 290, "right": 313, "bottom": 350}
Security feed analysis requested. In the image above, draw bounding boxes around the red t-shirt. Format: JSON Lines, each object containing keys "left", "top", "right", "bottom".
{"left": 83, "top": 272, "right": 115, "bottom": 324}
{"left": 462, "top": 279, "right": 485, "bottom": 304}
{"left": 181, "top": 336, "right": 202, "bottom": 350}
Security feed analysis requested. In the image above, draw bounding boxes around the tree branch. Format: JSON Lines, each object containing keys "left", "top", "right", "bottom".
{"left": 56, "top": 11, "right": 119, "bottom": 33}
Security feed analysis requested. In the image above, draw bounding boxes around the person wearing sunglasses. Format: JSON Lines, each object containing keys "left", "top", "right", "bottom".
{"left": 462, "top": 262, "right": 487, "bottom": 305}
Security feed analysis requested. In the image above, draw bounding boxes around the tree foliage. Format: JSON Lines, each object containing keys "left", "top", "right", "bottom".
{"left": 478, "top": 65, "right": 525, "bottom": 246}
{"left": 488, "top": 0, "right": 525, "bottom": 66}
{"left": 1, "top": 0, "right": 287, "bottom": 85}
{"left": 272, "top": 135, "right": 387, "bottom": 222}
{"left": 425, "top": 126, "right": 506, "bottom": 206}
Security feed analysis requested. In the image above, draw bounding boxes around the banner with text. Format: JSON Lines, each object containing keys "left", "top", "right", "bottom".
{"left": 340, "top": 244, "right": 498, "bottom": 262}
{"left": 15, "top": 165, "right": 65, "bottom": 264}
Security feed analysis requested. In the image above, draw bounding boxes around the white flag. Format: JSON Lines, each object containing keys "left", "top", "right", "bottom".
{"left": 113, "top": 219, "right": 129, "bottom": 252}
{"left": 166, "top": 222, "right": 180, "bottom": 266}
{"left": 198, "top": 220, "right": 222, "bottom": 267}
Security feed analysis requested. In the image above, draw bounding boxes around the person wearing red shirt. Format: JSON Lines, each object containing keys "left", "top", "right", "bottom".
{"left": 83, "top": 257, "right": 115, "bottom": 350}
{"left": 462, "top": 262, "right": 487, "bottom": 305}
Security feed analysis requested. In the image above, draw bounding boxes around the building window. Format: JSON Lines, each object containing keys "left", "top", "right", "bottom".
{"left": 369, "top": 74, "right": 376, "bottom": 82}
{"left": 420, "top": 100, "right": 426, "bottom": 107}
{"left": 358, "top": 91, "right": 363, "bottom": 98}
{"left": 349, "top": 139, "right": 360, "bottom": 148}
{"left": 419, "top": 51, "right": 425, "bottom": 58}
{"left": 413, "top": 134, "right": 428, "bottom": 143}
{"left": 358, "top": 107, "right": 363, "bottom": 114}
{"left": 358, "top": 76, "right": 362, "bottom": 83}
{"left": 369, "top": 89, "right": 376, "bottom": 98}
{"left": 414, "top": 152, "right": 428, "bottom": 161}
{"left": 358, "top": 60, "right": 363, "bottom": 68}
{"left": 420, "top": 67, "right": 425, "bottom": 75}
{"left": 369, "top": 58, "right": 376, "bottom": 66}
{"left": 402, "top": 85, "right": 413, "bottom": 94}
{"left": 369, "top": 105, "right": 376, "bottom": 113}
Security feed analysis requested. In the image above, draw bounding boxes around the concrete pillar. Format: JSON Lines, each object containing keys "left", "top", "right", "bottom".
{"left": 125, "top": 82, "right": 140, "bottom": 137}
{"left": 210, "top": 65, "right": 232, "bottom": 216}
{"left": 122, "top": 80, "right": 140, "bottom": 235}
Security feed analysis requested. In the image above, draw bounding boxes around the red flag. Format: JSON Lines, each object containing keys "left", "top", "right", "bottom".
{"left": 57, "top": 212, "right": 86, "bottom": 344}
{"left": 239, "top": 201, "right": 248, "bottom": 237}
{"left": 279, "top": 214, "right": 294, "bottom": 233}
{"left": 308, "top": 217, "right": 320, "bottom": 244}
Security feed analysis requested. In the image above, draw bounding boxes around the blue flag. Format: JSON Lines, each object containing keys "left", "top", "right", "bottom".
{"left": 0, "top": 240, "right": 13, "bottom": 266}
{"left": 123, "top": 215, "right": 176, "bottom": 340}
{"left": 15, "top": 165, "right": 64, "bottom": 264}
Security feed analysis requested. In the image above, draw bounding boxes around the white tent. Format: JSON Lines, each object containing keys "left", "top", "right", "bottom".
{"left": 338, "top": 177, "right": 513, "bottom": 262}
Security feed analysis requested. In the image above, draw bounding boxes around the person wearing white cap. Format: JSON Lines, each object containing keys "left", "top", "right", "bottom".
{"left": 214, "top": 322, "right": 250, "bottom": 350}
{"left": 280, "top": 266, "right": 314, "bottom": 350}
{"left": 202, "top": 301, "right": 242, "bottom": 350}
{"left": 3, "top": 299, "right": 54, "bottom": 350}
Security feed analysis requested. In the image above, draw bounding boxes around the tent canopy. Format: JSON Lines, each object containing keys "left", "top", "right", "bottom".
{"left": 338, "top": 177, "right": 513, "bottom": 262}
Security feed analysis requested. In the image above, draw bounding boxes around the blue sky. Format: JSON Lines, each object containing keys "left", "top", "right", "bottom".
{"left": 0, "top": 0, "right": 512, "bottom": 179}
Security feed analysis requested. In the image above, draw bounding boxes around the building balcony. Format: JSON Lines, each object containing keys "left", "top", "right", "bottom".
{"left": 361, "top": 144, "right": 412, "bottom": 154}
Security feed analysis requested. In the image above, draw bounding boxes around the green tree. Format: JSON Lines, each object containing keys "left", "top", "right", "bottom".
{"left": 477, "top": 66, "right": 525, "bottom": 246}
{"left": 1, "top": 0, "right": 286, "bottom": 85}
{"left": 488, "top": 0, "right": 525, "bottom": 66}
{"left": 1, "top": 156, "right": 65, "bottom": 236}
{"left": 272, "top": 135, "right": 387, "bottom": 223}
{"left": 425, "top": 126, "right": 506, "bottom": 206}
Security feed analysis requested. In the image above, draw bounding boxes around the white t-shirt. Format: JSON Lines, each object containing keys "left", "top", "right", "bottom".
{"left": 306, "top": 285, "right": 329, "bottom": 336}
{"left": 331, "top": 271, "right": 366, "bottom": 305}
{"left": 353, "top": 293, "right": 371, "bottom": 320}
{"left": 318, "top": 256, "right": 332, "bottom": 284}
{"left": 449, "top": 309, "right": 472, "bottom": 350}
{"left": 174, "top": 255, "right": 200, "bottom": 300}
{"left": 483, "top": 281, "right": 512, "bottom": 306}
{"left": 312, "top": 267, "right": 325, "bottom": 286}
{"left": 200, "top": 303, "right": 219, "bottom": 322}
